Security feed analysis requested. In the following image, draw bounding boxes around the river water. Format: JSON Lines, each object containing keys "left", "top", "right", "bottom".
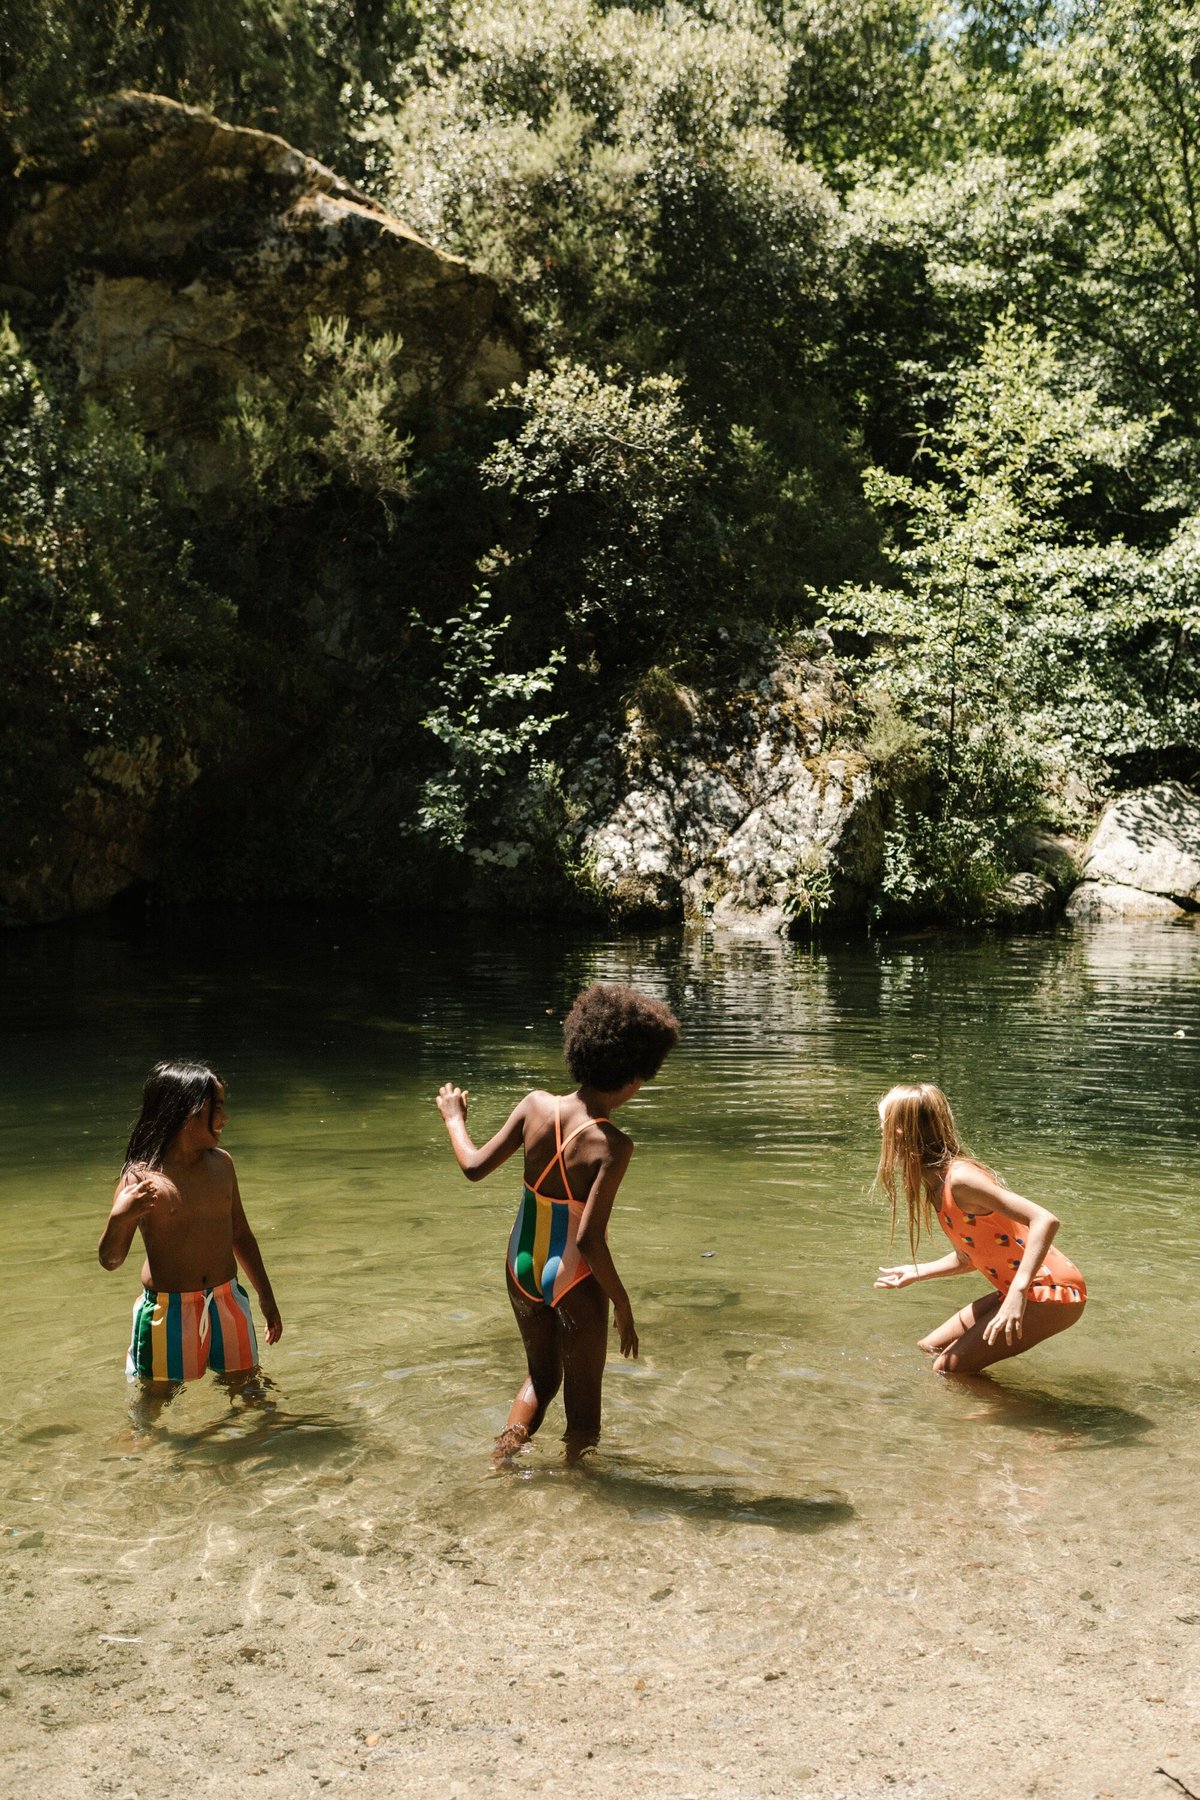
{"left": 2, "top": 912, "right": 1198, "bottom": 1794}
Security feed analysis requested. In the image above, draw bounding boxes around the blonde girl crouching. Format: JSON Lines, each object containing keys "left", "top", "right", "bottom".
{"left": 874, "top": 1083, "right": 1086, "bottom": 1376}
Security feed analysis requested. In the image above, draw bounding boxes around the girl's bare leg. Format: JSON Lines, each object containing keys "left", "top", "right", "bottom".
{"left": 933, "top": 1299, "right": 1086, "bottom": 1376}
{"left": 557, "top": 1276, "right": 608, "bottom": 1463}
{"left": 918, "top": 1291, "right": 1000, "bottom": 1354}
{"left": 495, "top": 1268, "right": 562, "bottom": 1461}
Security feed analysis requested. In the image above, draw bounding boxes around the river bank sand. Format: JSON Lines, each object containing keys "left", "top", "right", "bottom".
{"left": 2, "top": 1425, "right": 1197, "bottom": 1800}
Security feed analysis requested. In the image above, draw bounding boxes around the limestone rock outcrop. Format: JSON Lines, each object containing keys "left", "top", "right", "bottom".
{"left": 1, "top": 92, "right": 524, "bottom": 482}
{"left": 1066, "top": 782, "right": 1200, "bottom": 921}
{"left": 570, "top": 654, "right": 883, "bottom": 931}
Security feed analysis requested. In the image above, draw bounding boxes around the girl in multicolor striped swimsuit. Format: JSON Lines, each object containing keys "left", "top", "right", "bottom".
{"left": 99, "top": 1062, "right": 282, "bottom": 1428}
{"left": 873, "top": 1083, "right": 1086, "bottom": 1375}
{"left": 437, "top": 983, "right": 678, "bottom": 1462}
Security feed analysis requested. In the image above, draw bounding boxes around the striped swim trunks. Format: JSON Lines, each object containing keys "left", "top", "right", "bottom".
{"left": 126, "top": 1279, "right": 259, "bottom": 1382}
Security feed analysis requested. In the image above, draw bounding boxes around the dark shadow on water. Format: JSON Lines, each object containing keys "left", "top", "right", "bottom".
{"left": 954, "top": 1378, "right": 1154, "bottom": 1449}
{"left": 575, "top": 1464, "right": 854, "bottom": 1533}
{"left": 160, "top": 1407, "right": 359, "bottom": 1471}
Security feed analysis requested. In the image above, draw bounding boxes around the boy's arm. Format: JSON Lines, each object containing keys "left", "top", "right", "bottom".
{"left": 230, "top": 1164, "right": 283, "bottom": 1343}
{"left": 576, "top": 1137, "right": 638, "bottom": 1358}
{"left": 98, "top": 1169, "right": 160, "bottom": 1270}
{"left": 437, "top": 1087, "right": 528, "bottom": 1181}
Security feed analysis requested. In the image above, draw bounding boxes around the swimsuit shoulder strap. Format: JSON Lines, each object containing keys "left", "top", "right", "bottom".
{"left": 529, "top": 1102, "right": 610, "bottom": 1202}
{"left": 558, "top": 1115, "right": 610, "bottom": 1151}
{"left": 553, "top": 1112, "right": 610, "bottom": 1205}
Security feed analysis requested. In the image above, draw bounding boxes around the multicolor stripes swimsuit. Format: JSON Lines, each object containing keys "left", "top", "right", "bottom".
{"left": 127, "top": 1278, "right": 259, "bottom": 1382}
{"left": 937, "top": 1171, "right": 1087, "bottom": 1304}
{"left": 506, "top": 1101, "right": 609, "bottom": 1307}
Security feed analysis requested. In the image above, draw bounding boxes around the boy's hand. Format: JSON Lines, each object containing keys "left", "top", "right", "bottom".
{"left": 115, "top": 1166, "right": 174, "bottom": 1221}
{"left": 262, "top": 1302, "right": 283, "bottom": 1345}
{"left": 436, "top": 1083, "right": 469, "bottom": 1123}
{"left": 613, "top": 1300, "right": 639, "bottom": 1360}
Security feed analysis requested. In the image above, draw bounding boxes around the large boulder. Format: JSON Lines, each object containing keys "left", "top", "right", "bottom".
{"left": 1, "top": 92, "right": 524, "bottom": 482}
{"left": 572, "top": 653, "right": 883, "bottom": 932}
{"left": 1066, "top": 782, "right": 1200, "bottom": 921}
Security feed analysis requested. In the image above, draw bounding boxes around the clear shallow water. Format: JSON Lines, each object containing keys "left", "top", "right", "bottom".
{"left": 1, "top": 912, "right": 1199, "bottom": 1621}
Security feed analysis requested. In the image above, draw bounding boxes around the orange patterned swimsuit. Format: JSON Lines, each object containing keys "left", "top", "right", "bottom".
{"left": 937, "top": 1170, "right": 1086, "bottom": 1304}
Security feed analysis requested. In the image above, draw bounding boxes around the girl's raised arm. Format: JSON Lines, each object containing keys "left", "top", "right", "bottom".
{"left": 437, "top": 1086, "right": 529, "bottom": 1181}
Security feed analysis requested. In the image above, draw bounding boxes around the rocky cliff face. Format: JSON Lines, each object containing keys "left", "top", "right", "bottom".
{"left": 1, "top": 92, "right": 524, "bottom": 484}
{"left": 0, "top": 93, "right": 527, "bottom": 925}
{"left": 566, "top": 655, "right": 883, "bottom": 933}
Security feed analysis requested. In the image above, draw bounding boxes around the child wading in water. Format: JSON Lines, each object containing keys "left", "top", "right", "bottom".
{"left": 99, "top": 1063, "right": 282, "bottom": 1422}
{"left": 874, "top": 1083, "right": 1086, "bottom": 1375}
{"left": 437, "top": 982, "right": 679, "bottom": 1462}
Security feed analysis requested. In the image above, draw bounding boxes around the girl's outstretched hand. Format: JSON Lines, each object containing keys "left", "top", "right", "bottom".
{"left": 982, "top": 1288, "right": 1026, "bottom": 1346}
{"left": 874, "top": 1265, "right": 920, "bottom": 1289}
{"left": 613, "top": 1300, "right": 639, "bottom": 1360}
{"left": 436, "top": 1083, "right": 469, "bottom": 1123}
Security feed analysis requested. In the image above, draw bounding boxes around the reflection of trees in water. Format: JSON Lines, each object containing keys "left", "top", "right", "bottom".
{"left": 4, "top": 913, "right": 1197, "bottom": 1170}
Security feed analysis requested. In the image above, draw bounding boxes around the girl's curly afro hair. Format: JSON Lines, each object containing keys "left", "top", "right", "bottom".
{"left": 562, "top": 983, "right": 679, "bottom": 1092}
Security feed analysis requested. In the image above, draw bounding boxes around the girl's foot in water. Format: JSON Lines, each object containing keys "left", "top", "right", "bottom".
{"left": 490, "top": 1423, "right": 530, "bottom": 1468}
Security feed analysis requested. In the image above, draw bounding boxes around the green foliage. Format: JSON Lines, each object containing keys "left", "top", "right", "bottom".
{"left": 827, "top": 316, "right": 1196, "bottom": 917}
{"left": 1, "top": 0, "right": 419, "bottom": 169}
{"left": 375, "top": 0, "right": 838, "bottom": 403}
{"left": 5, "top": 0, "right": 1200, "bottom": 921}
{"left": 417, "top": 589, "right": 565, "bottom": 853}
{"left": 781, "top": 850, "right": 835, "bottom": 935}
{"left": 479, "top": 360, "right": 716, "bottom": 664}
{"left": 0, "top": 319, "right": 232, "bottom": 867}
{"left": 875, "top": 745, "right": 1045, "bottom": 922}
{"left": 233, "top": 315, "right": 413, "bottom": 512}
{"left": 778, "top": 0, "right": 947, "bottom": 175}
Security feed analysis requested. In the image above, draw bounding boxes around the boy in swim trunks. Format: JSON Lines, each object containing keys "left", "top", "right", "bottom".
{"left": 99, "top": 1062, "right": 282, "bottom": 1421}
{"left": 437, "top": 982, "right": 678, "bottom": 1463}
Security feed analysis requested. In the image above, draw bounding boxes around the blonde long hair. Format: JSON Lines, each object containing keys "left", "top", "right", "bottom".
{"left": 876, "top": 1083, "right": 965, "bottom": 1260}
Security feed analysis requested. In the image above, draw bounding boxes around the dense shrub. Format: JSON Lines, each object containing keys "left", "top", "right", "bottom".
{"left": 0, "top": 322, "right": 234, "bottom": 886}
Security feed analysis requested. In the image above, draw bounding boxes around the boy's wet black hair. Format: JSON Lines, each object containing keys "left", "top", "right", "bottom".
{"left": 563, "top": 984, "right": 679, "bottom": 1092}
{"left": 123, "top": 1061, "right": 223, "bottom": 1173}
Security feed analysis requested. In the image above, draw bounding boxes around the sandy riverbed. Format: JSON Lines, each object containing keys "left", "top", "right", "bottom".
{"left": 3, "top": 1421, "right": 1197, "bottom": 1800}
